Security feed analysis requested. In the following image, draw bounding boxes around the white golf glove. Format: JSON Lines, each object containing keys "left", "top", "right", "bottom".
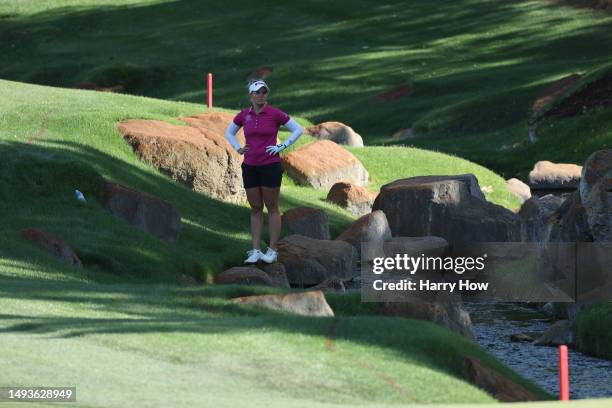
{"left": 265, "top": 142, "right": 288, "bottom": 155}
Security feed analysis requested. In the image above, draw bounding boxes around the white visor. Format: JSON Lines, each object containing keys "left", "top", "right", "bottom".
{"left": 248, "top": 80, "right": 268, "bottom": 93}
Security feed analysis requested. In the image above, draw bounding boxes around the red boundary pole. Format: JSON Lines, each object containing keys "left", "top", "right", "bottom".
{"left": 559, "top": 345, "right": 570, "bottom": 401}
{"left": 207, "top": 73, "right": 213, "bottom": 110}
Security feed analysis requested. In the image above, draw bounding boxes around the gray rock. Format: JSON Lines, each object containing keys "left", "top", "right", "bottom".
{"left": 260, "top": 263, "right": 291, "bottom": 289}
{"left": 281, "top": 207, "right": 330, "bottom": 240}
{"left": 373, "top": 176, "right": 520, "bottom": 243}
{"left": 547, "top": 192, "right": 592, "bottom": 242}
{"left": 335, "top": 210, "right": 391, "bottom": 260}
{"left": 519, "top": 194, "right": 566, "bottom": 241}
{"left": 277, "top": 234, "right": 358, "bottom": 286}
{"left": 579, "top": 149, "right": 612, "bottom": 242}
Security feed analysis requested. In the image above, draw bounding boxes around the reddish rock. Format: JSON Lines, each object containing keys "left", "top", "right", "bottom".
{"left": 103, "top": 181, "right": 181, "bottom": 242}
{"left": 282, "top": 140, "right": 369, "bottom": 189}
{"left": 282, "top": 207, "right": 330, "bottom": 240}
{"left": 305, "top": 122, "right": 363, "bottom": 147}
{"left": 326, "top": 181, "right": 377, "bottom": 216}
{"left": 20, "top": 229, "right": 82, "bottom": 268}
{"left": 465, "top": 357, "right": 540, "bottom": 401}
{"left": 117, "top": 117, "right": 245, "bottom": 203}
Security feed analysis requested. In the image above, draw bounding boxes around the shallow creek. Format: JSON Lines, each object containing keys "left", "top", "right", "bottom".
{"left": 464, "top": 301, "right": 612, "bottom": 399}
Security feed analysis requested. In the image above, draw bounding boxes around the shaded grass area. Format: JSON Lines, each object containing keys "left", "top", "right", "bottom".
{"left": 574, "top": 302, "right": 612, "bottom": 360}
{"left": 0, "top": 273, "right": 551, "bottom": 406}
{"left": 1, "top": 0, "right": 611, "bottom": 178}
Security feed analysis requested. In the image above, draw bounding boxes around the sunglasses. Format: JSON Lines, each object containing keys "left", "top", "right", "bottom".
{"left": 251, "top": 88, "right": 268, "bottom": 95}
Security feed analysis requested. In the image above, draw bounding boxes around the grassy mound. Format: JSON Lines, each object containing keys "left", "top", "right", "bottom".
{"left": 0, "top": 78, "right": 518, "bottom": 284}
{"left": 0, "top": 78, "right": 543, "bottom": 405}
{"left": 574, "top": 302, "right": 612, "bottom": 360}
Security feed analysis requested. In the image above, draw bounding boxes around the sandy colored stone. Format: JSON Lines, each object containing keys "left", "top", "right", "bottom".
{"left": 232, "top": 290, "right": 334, "bottom": 317}
{"left": 305, "top": 121, "right": 364, "bottom": 147}
{"left": 528, "top": 160, "right": 582, "bottom": 190}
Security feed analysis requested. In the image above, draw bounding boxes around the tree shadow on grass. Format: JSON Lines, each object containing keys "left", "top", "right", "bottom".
{"left": 0, "top": 274, "right": 551, "bottom": 401}
{"left": 0, "top": 140, "right": 254, "bottom": 282}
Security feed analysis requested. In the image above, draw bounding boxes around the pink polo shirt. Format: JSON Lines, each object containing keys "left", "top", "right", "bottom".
{"left": 233, "top": 104, "right": 290, "bottom": 166}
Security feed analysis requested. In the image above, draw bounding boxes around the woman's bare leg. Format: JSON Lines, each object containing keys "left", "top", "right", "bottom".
{"left": 245, "top": 187, "right": 264, "bottom": 249}
{"left": 262, "top": 187, "right": 281, "bottom": 250}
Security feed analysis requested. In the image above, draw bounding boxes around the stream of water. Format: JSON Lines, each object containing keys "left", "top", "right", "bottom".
{"left": 464, "top": 301, "right": 612, "bottom": 399}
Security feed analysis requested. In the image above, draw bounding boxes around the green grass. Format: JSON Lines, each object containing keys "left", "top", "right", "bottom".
{"left": 0, "top": 275, "right": 549, "bottom": 407}
{"left": 574, "top": 302, "right": 612, "bottom": 360}
{"left": 1, "top": 0, "right": 611, "bottom": 179}
{"left": 0, "top": 78, "right": 518, "bottom": 284}
{"left": 0, "top": 77, "right": 535, "bottom": 406}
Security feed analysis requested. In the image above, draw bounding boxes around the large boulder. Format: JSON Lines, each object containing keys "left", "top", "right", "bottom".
{"left": 232, "top": 290, "right": 334, "bottom": 317}
{"left": 528, "top": 160, "right": 582, "bottom": 193}
{"left": 103, "top": 181, "right": 181, "bottom": 242}
{"left": 579, "top": 149, "right": 612, "bottom": 242}
{"left": 326, "top": 181, "right": 377, "bottom": 216}
{"left": 335, "top": 210, "right": 392, "bottom": 260}
{"left": 373, "top": 176, "right": 521, "bottom": 243}
{"left": 282, "top": 140, "right": 368, "bottom": 189}
{"left": 519, "top": 194, "right": 566, "bottom": 241}
{"left": 117, "top": 116, "right": 245, "bottom": 204}
{"left": 305, "top": 121, "right": 364, "bottom": 147}
{"left": 20, "top": 229, "right": 83, "bottom": 268}
{"left": 506, "top": 178, "right": 531, "bottom": 204}
{"left": 277, "top": 234, "right": 358, "bottom": 286}
{"left": 281, "top": 207, "right": 330, "bottom": 240}
{"left": 547, "top": 191, "right": 592, "bottom": 242}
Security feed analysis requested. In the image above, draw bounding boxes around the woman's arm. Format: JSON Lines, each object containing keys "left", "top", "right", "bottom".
{"left": 282, "top": 118, "right": 304, "bottom": 148}
{"left": 225, "top": 122, "right": 242, "bottom": 152}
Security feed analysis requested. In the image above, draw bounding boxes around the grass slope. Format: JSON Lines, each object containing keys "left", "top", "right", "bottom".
{"left": 1, "top": 0, "right": 612, "bottom": 178}
{"left": 0, "top": 78, "right": 537, "bottom": 405}
{"left": 0, "top": 78, "right": 518, "bottom": 283}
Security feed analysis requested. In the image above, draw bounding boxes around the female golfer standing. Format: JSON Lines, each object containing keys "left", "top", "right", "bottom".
{"left": 225, "top": 80, "right": 303, "bottom": 264}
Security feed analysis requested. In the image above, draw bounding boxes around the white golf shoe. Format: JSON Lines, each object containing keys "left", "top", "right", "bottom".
{"left": 244, "top": 249, "right": 264, "bottom": 264}
{"left": 261, "top": 248, "right": 278, "bottom": 264}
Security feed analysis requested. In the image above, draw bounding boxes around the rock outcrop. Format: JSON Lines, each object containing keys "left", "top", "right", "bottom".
{"left": 232, "top": 290, "right": 334, "bottom": 317}
{"left": 305, "top": 121, "right": 364, "bottom": 147}
{"left": 281, "top": 207, "right": 330, "bottom": 240}
{"left": 282, "top": 140, "right": 368, "bottom": 189}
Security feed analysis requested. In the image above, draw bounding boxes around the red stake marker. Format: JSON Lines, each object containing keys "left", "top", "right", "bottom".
{"left": 207, "top": 73, "right": 213, "bottom": 110}
{"left": 559, "top": 345, "right": 570, "bottom": 401}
